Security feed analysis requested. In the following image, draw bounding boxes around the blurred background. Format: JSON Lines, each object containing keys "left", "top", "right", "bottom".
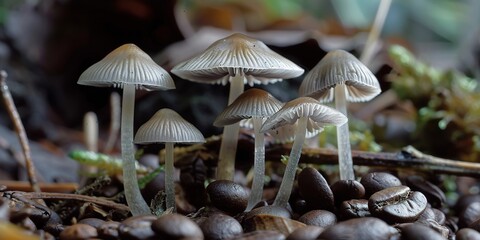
{"left": 0, "top": 0, "right": 479, "bottom": 165}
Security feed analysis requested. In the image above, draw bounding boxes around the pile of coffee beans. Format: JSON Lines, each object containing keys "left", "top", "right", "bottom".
{"left": 3, "top": 166, "right": 480, "bottom": 240}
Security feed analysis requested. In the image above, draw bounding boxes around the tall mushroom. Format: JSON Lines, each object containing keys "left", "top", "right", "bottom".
{"left": 260, "top": 97, "right": 347, "bottom": 207}
{"left": 78, "top": 44, "right": 175, "bottom": 215}
{"left": 213, "top": 88, "right": 282, "bottom": 210}
{"left": 171, "top": 33, "right": 304, "bottom": 181}
{"left": 299, "top": 50, "right": 381, "bottom": 180}
{"left": 134, "top": 108, "right": 205, "bottom": 212}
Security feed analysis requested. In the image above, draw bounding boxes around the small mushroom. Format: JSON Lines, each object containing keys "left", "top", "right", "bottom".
{"left": 299, "top": 50, "right": 381, "bottom": 180}
{"left": 260, "top": 97, "right": 347, "bottom": 207}
{"left": 172, "top": 33, "right": 304, "bottom": 181}
{"left": 134, "top": 108, "right": 205, "bottom": 211}
{"left": 213, "top": 88, "right": 283, "bottom": 211}
{"left": 78, "top": 43, "right": 175, "bottom": 215}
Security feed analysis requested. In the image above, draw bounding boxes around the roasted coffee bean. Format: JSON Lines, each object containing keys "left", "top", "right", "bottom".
{"left": 242, "top": 214, "right": 305, "bottom": 236}
{"left": 141, "top": 171, "right": 165, "bottom": 204}
{"left": 432, "top": 208, "right": 446, "bottom": 225}
{"left": 199, "top": 213, "right": 242, "bottom": 240}
{"left": 361, "top": 172, "right": 401, "bottom": 197}
{"left": 417, "top": 207, "right": 436, "bottom": 222}
{"left": 406, "top": 175, "right": 446, "bottom": 208}
{"left": 318, "top": 217, "right": 397, "bottom": 240}
{"left": 118, "top": 215, "right": 157, "bottom": 240}
{"left": 59, "top": 223, "right": 98, "bottom": 240}
{"left": 151, "top": 213, "right": 203, "bottom": 239}
{"left": 98, "top": 221, "right": 120, "bottom": 240}
{"left": 369, "top": 186, "right": 427, "bottom": 223}
{"left": 455, "top": 194, "right": 480, "bottom": 213}
{"left": 298, "top": 210, "right": 336, "bottom": 228}
{"left": 368, "top": 186, "right": 427, "bottom": 223}
{"left": 330, "top": 180, "right": 365, "bottom": 206}
{"left": 233, "top": 230, "right": 285, "bottom": 240}
{"left": 286, "top": 226, "right": 324, "bottom": 240}
{"left": 468, "top": 217, "right": 480, "bottom": 232}
{"left": 459, "top": 202, "right": 480, "bottom": 228}
{"left": 180, "top": 156, "right": 208, "bottom": 208}
{"left": 338, "top": 199, "right": 371, "bottom": 220}
{"left": 206, "top": 180, "right": 249, "bottom": 215}
{"left": 414, "top": 220, "right": 450, "bottom": 238}
{"left": 398, "top": 223, "right": 444, "bottom": 240}
{"left": 138, "top": 154, "right": 160, "bottom": 169}
{"left": 456, "top": 228, "right": 480, "bottom": 240}
{"left": 78, "top": 218, "right": 105, "bottom": 229}
{"left": 297, "top": 167, "right": 334, "bottom": 211}
{"left": 243, "top": 205, "right": 292, "bottom": 222}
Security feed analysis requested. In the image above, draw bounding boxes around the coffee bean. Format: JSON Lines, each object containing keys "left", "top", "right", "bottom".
{"left": 398, "top": 223, "right": 444, "bottom": 240}
{"left": 455, "top": 194, "right": 480, "bottom": 213}
{"left": 468, "top": 217, "right": 480, "bottom": 232}
{"left": 417, "top": 207, "right": 436, "bottom": 222}
{"left": 339, "top": 199, "right": 371, "bottom": 220}
{"left": 432, "top": 208, "right": 446, "bottom": 225}
{"left": 368, "top": 186, "right": 427, "bottom": 223}
{"left": 60, "top": 223, "right": 98, "bottom": 240}
{"left": 318, "top": 217, "right": 397, "bottom": 240}
{"left": 151, "top": 213, "right": 203, "bottom": 239}
{"left": 206, "top": 180, "right": 249, "bottom": 215}
{"left": 361, "top": 172, "right": 401, "bottom": 197}
{"left": 456, "top": 228, "right": 480, "bottom": 240}
{"left": 406, "top": 175, "right": 446, "bottom": 208}
{"left": 298, "top": 210, "right": 336, "bottom": 228}
{"left": 78, "top": 218, "right": 105, "bottom": 229}
{"left": 141, "top": 171, "right": 165, "bottom": 204}
{"left": 233, "top": 230, "right": 286, "bottom": 240}
{"left": 330, "top": 180, "right": 365, "bottom": 206}
{"left": 297, "top": 167, "right": 334, "bottom": 211}
{"left": 242, "top": 214, "right": 305, "bottom": 236}
{"left": 414, "top": 219, "right": 450, "bottom": 238}
{"left": 243, "top": 205, "right": 292, "bottom": 223}
{"left": 459, "top": 202, "right": 480, "bottom": 228}
{"left": 286, "top": 226, "right": 324, "bottom": 240}
{"left": 98, "top": 221, "right": 120, "bottom": 240}
{"left": 118, "top": 215, "right": 157, "bottom": 240}
{"left": 199, "top": 213, "right": 242, "bottom": 240}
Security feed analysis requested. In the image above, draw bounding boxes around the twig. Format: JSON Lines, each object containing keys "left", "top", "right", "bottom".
{"left": 0, "top": 71, "right": 41, "bottom": 193}
{"left": 103, "top": 92, "right": 120, "bottom": 153}
{"left": 0, "top": 181, "right": 78, "bottom": 193}
{"left": 170, "top": 135, "right": 480, "bottom": 178}
{"left": 6, "top": 191, "right": 130, "bottom": 212}
{"left": 267, "top": 144, "right": 480, "bottom": 178}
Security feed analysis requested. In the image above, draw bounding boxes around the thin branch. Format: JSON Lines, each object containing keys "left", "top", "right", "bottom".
{"left": 6, "top": 191, "right": 130, "bottom": 212}
{"left": 0, "top": 181, "right": 78, "bottom": 193}
{"left": 0, "top": 71, "right": 41, "bottom": 193}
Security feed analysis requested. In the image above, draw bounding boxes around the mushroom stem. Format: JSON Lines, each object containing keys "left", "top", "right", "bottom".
{"left": 273, "top": 116, "right": 308, "bottom": 207}
{"left": 246, "top": 117, "right": 266, "bottom": 211}
{"left": 217, "top": 73, "right": 245, "bottom": 180}
{"left": 164, "top": 142, "right": 176, "bottom": 211}
{"left": 334, "top": 84, "right": 355, "bottom": 180}
{"left": 121, "top": 84, "right": 150, "bottom": 215}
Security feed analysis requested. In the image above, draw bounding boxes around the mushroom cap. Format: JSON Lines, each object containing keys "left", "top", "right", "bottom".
{"left": 171, "top": 33, "right": 304, "bottom": 86}
{"left": 134, "top": 108, "right": 205, "bottom": 144}
{"left": 213, "top": 88, "right": 283, "bottom": 127}
{"left": 78, "top": 43, "right": 175, "bottom": 90}
{"left": 260, "top": 97, "right": 348, "bottom": 133}
{"left": 299, "top": 49, "right": 381, "bottom": 102}
{"left": 241, "top": 118, "right": 321, "bottom": 143}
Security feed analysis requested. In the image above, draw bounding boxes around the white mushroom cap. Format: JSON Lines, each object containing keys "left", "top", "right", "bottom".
{"left": 78, "top": 43, "right": 175, "bottom": 91}
{"left": 171, "top": 33, "right": 304, "bottom": 86}
{"left": 299, "top": 49, "right": 381, "bottom": 102}
{"left": 134, "top": 108, "right": 205, "bottom": 144}
{"left": 213, "top": 88, "right": 282, "bottom": 127}
{"left": 260, "top": 97, "right": 348, "bottom": 133}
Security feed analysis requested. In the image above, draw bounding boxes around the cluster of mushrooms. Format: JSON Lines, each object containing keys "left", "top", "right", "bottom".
{"left": 77, "top": 33, "right": 381, "bottom": 216}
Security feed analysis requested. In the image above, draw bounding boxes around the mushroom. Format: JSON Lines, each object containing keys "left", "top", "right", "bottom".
{"left": 299, "top": 50, "right": 381, "bottom": 180}
{"left": 78, "top": 43, "right": 175, "bottom": 215}
{"left": 260, "top": 97, "right": 347, "bottom": 207}
{"left": 213, "top": 88, "right": 282, "bottom": 210}
{"left": 171, "top": 33, "right": 304, "bottom": 181}
{"left": 134, "top": 108, "right": 205, "bottom": 211}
